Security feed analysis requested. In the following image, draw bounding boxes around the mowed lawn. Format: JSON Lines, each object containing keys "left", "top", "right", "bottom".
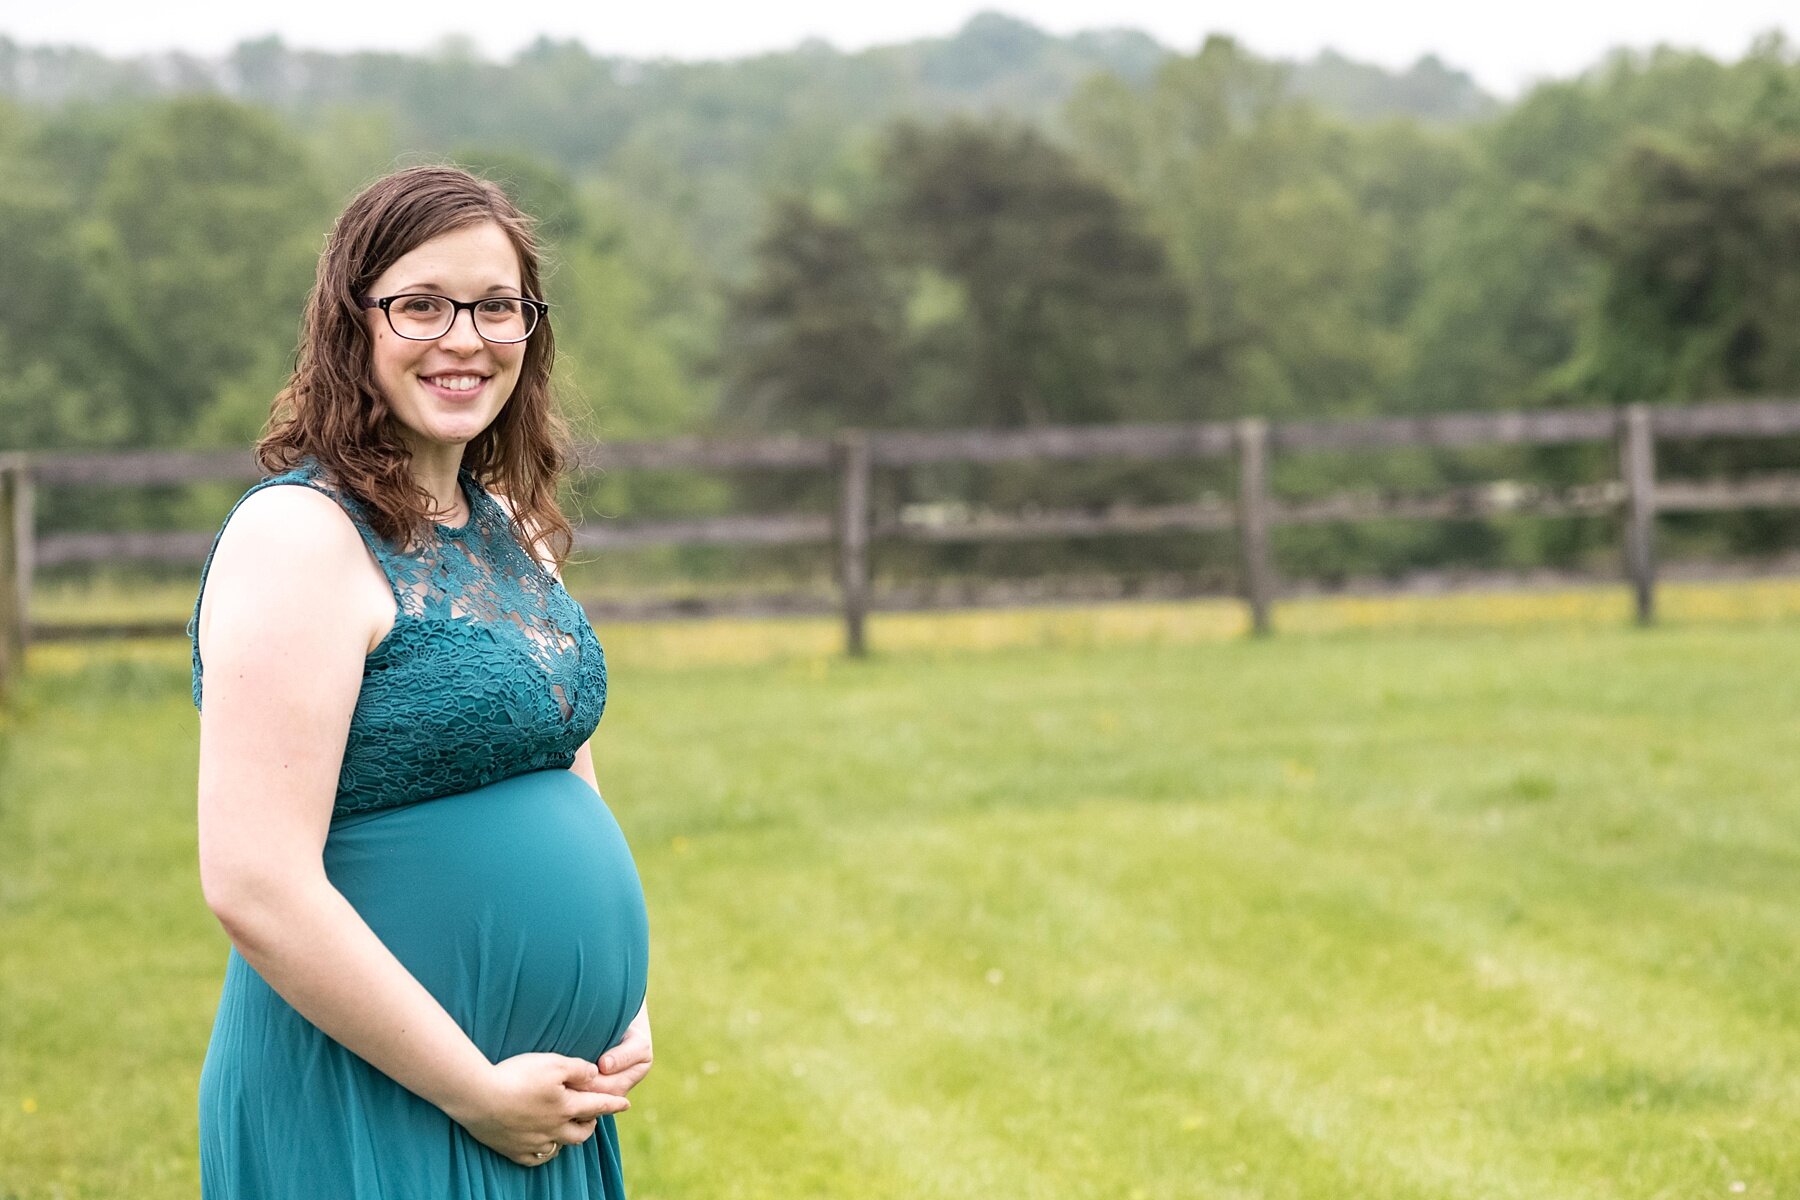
{"left": 5, "top": 587, "right": 1800, "bottom": 1198}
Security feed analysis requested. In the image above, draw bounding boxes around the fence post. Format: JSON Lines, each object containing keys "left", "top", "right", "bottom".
{"left": 1618, "top": 404, "right": 1657, "bottom": 626}
{"left": 833, "top": 430, "right": 873, "bottom": 657}
{"left": 1235, "top": 417, "right": 1275, "bottom": 636}
{"left": 0, "top": 457, "right": 22, "bottom": 701}
{"left": 13, "top": 457, "right": 32, "bottom": 646}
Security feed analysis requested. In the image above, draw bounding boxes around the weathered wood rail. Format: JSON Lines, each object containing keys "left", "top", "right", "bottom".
{"left": 3, "top": 398, "right": 1800, "bottom": 695}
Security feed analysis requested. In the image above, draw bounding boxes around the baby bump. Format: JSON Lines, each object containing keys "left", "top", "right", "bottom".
{"left": 323, "top": 769, "right": 650, "bottom": 1062}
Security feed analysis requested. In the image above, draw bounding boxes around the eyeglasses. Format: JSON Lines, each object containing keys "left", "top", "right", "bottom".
{"left": 359, "top": 293, "right": 548, "bottom": 344}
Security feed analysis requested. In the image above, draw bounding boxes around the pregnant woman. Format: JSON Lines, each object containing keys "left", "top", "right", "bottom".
{"left": 188, "top": 165, "right": 652, "bottom": 1197}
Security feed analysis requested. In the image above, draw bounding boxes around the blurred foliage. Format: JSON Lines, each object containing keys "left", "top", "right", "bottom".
{"left": 4, "top": 20, "right": 1800, "bottom": 580}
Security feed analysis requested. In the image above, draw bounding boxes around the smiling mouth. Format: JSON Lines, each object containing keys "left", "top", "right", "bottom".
{"left": 421, "top": 373, "right": 489, "bottom": 394}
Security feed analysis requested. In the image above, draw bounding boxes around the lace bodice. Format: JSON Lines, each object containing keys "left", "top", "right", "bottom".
{"left": 188, "top": 455, "right": 607, "bottom": 817}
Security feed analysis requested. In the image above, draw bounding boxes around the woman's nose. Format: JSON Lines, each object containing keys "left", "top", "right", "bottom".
{"left": 438, "top": 307, "right": 485, "bottom": 351}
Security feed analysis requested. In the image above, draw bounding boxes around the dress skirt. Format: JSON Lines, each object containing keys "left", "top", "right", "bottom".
{"left": 199, "top": 769, "right": 651, "bottom": 1199}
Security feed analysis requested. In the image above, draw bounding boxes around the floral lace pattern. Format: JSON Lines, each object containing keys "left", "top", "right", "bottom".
{"left": 188, "top": 455, "right": 606, "bottom": 816}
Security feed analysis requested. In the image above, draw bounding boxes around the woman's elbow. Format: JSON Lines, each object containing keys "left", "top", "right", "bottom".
{"left": 198, "top": 847, "right": 320, "bottom": 943}
{"left": 200, "top": 860, "right": 271, "bottom": 940}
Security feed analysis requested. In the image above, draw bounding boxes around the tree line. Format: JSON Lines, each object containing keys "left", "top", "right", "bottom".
{"left": 3, "top": 24, "right": 1799, "bottom": 581}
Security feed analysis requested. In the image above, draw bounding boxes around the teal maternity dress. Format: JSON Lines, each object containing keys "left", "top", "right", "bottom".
{"left": 187, "top": 455, "right": 650, "bottom": 1199}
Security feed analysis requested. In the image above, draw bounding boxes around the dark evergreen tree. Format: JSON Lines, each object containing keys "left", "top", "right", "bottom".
{"left": 877, "top": 117, "right": 1194, "bottom": 429}
{"left": 722, "top": 197, "right": 906, "bottom": 433}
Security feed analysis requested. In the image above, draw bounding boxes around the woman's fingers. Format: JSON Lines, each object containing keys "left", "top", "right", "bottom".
{"left": 599, "top": 1022, "right": 651, "bottom": 1076}
{"left": 592, "top": 1018, "right": 653, "bottom": 1098}
{"left": 573, "top": 1087, "right": 630, "bottom": 1119}
{"left": 505, "top": 1110, "right": 604, "bottom": 1165}
{"left": 557, "top": 1054, "right": 602, "bottom": 1087}
{"left": 560, "top": 1115, "right": 603, "bottom": 1144}
{"left": 551, "top": 1053, "right": 628, "bottom": 1116}
{"left": 584, "top": 1058, "right": 652, "bottom": 1097}
{"left": 466, "top": 1053, "right": 628, "bottom": 1166}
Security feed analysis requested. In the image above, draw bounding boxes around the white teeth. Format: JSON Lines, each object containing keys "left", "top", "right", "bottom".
{"left": 427, "top": 375, "right": 483, "bottom": 392}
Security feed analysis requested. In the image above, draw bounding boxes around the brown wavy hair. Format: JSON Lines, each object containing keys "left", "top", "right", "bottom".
{"left": 258, "top": 164, "right": 574, "bottom": 569}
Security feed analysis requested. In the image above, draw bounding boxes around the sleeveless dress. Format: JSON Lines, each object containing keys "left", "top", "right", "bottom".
{"left": 187, "top": 454, "right": 651, "bottom": 1199}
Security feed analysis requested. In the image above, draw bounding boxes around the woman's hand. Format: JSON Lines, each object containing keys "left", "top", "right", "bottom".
{"left": 589, "top": 1000, "right": 654, "bottom": 1099}
{"left": 451, "top": 1053, "right": 629, "bottom": 1167}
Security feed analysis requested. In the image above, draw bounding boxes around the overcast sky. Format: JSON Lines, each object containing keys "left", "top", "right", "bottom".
{"left": 4, "top": 1, "right": 1796, "bottom": 97}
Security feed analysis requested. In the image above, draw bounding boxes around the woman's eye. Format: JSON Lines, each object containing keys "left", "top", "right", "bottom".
{"left": 400, "top": 297, "right": 445, "bottom": 315}
{"left": 477, "top": 299, "right": 521, "bottom": 316}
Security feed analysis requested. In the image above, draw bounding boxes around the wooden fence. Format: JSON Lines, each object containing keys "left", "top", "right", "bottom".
{"left": 3, "top": 398, "right": 1800, "bottom": 695}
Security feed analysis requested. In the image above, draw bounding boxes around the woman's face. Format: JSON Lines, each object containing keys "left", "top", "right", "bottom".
{"left": 362, "top": 220, "right": 528, "bottom": 459}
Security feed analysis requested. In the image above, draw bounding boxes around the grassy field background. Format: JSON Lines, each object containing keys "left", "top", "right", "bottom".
{"left": 5, "top": 584, "right": 1800, "bottom": 1198}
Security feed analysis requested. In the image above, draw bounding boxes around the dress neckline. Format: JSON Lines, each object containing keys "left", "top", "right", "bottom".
{"left": 292, "top": 454, "right": 482, "bottom": 542}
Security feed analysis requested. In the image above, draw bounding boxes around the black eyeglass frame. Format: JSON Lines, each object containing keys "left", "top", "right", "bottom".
{"left": 358, "top": 293, "right": 550, "bottom": 344}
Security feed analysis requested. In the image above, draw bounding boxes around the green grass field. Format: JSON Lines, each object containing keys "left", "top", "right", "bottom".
{"left": 5, "top": 585, "right": 1800, "bottom": 1198}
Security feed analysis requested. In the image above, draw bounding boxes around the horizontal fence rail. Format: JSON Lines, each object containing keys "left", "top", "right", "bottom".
{"left": 5, "top": 399, "right": 1800, "bottom": 693}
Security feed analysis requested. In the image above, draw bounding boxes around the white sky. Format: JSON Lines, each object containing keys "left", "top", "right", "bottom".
{"left": 3, "top": 1, "right": 1796, "bottom": 97}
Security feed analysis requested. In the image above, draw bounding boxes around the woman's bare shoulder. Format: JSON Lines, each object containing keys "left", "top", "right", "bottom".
{"left": 199, "top": 482, "right": 381, "bottom": 651}
{"left": 213, "top": 482, "right": 367, "bottom": 574}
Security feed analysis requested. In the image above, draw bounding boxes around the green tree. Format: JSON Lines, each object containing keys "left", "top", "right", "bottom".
{"left": 0, "top": 101, "right": 133, "bottom": 449}
{"left": 1566, "top": 127, "right": 1800, "bottom": 401}
{"left": 92, "top": 95, "right": 330, "bottom": 445}
{"left": 1067, "top": 36, "right": 1415, "bottom": 422}
{"left": 722, "top": 196, "right": 906, "bottom": 433}
{"left": 877, "top": 117, "right": 1193, "bottom": 428}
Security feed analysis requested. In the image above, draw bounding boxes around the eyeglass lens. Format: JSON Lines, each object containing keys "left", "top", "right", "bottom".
{"left": 387, "top": 295, "right": 539, "bottom": 342}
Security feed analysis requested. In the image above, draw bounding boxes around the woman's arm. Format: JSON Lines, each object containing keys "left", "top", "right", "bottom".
{"left": 196, "top": 486, "right": 625, "bottom": 1164}
{"left": 570, "top": 736, "right": 600, "bottom": 793}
